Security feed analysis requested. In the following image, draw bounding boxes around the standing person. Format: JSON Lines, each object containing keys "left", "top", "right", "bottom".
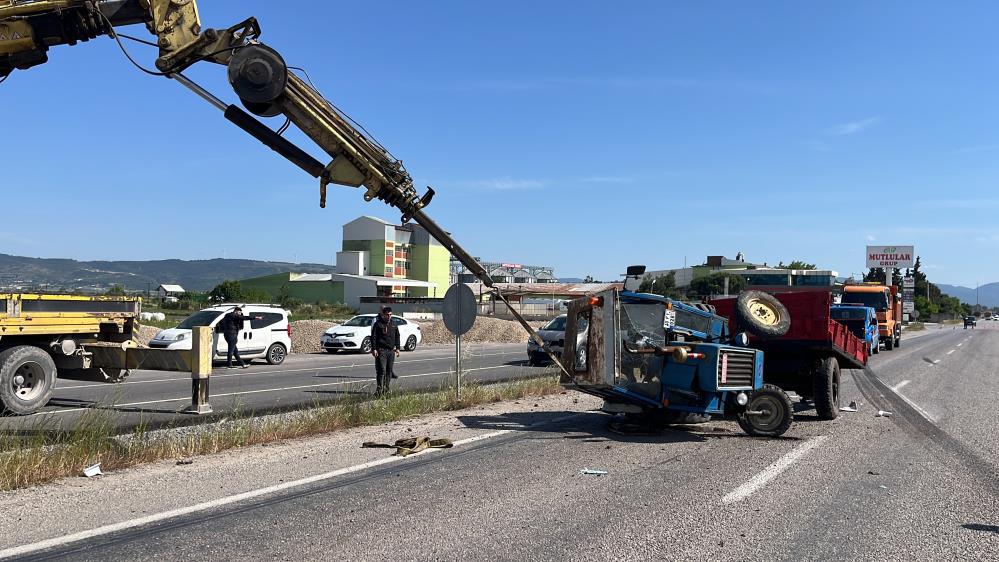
{"left": 371, "top": 306, "right": 401, "bottom": 395}
{"left": 219, "top": 306, "right": 260, "bottom": 369}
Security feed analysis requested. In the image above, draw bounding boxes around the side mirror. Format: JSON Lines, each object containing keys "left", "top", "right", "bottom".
{"left": 732, "top": 332, "right": 750, "bottom": 347}
{"left": 626, "top": 265, "right": 647, "bottom": 277}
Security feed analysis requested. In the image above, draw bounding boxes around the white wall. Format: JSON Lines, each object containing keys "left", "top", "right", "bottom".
{"left": 336, "top": 251, "right": 370, "bottom": 275}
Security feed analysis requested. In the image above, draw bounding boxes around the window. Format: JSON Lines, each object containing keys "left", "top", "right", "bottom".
{"left": 177, "top": 311, "right": 223, "bottom": 329}
{"left": 343, "top": 316, "right": 375, "bottom": 327}
{"left": 391, "top": 317, "right": 407, "bottom": 326}
{"left": 251, "top": 312, "right": 284, "bottom": 329}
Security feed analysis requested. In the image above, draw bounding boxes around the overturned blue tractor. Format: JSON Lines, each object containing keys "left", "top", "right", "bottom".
{"left": 560, "top": 266, "right": 795, "bottom": 437}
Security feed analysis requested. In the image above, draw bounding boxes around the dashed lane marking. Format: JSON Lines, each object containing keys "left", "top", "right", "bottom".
{"left": 722, "top": 436, "right": 828, "bottom": 504}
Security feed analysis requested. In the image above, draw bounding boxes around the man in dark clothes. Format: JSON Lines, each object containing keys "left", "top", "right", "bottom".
{"left": 219, "top": 306, "right": 261, "bottom": 369}
{"left": 371, "top": 306, "right": 401, "bottom": 395}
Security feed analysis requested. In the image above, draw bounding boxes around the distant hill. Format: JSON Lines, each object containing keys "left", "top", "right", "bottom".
{"left": 936, "top": 282, "right": 999, "bottom": 308}
{"left": 0, "top": 254, "right": 334, "bottom": 293}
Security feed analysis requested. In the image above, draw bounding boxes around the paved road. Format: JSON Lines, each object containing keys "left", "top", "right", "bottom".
{"left": 0, "top": 343, "right": 538, "bottom": 432}
{"left": 7, "top": 324, "right": 999, "bottom": 561}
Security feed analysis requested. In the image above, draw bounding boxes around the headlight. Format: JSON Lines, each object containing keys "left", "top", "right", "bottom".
{"left": 175, "top": 333, "right": 187, "bottom": 342}
{"left": 342, "top": 332, "right": 355, "bottom": 338}
{"left": 736, "top": 392, "right": 749, "bottom": 406}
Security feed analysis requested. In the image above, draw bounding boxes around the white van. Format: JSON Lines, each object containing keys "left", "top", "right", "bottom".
{"left": 149, "top": 304, "right": 292, "bottom": 365}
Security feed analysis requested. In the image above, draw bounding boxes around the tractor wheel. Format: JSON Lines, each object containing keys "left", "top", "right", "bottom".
{"left": 812, "top": 357, "right": 840, "bottom": 420}
{"left": 734, "top": 291, "right": 791, "bottom": 339}
{"left": 737, "top": 384, "right": 794, "bottom": 437}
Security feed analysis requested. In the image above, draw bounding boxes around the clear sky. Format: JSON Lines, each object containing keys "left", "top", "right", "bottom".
{"left": 3, "top": 1, "right": 998, "bottom": 287}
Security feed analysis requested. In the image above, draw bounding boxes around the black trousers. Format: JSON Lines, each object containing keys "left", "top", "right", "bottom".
{"left": 225, "top": 334, "right": 243, "bottom": 367}
{"left": 374, "top": 349, "right": 395, "bottom": 391}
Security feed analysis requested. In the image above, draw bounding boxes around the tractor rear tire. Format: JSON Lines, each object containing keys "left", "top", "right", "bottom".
{"left": 734, "top": 291, "right": 791, "bottom": 339}
{"left": 0, "top": 346, "right": 57, "bottom": 415}
{"left": 813, "top": 357, "right": 840, "bottom": 420}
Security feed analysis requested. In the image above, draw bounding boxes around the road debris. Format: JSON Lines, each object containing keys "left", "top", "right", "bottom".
{"left": 922, "top": 357, "right": 940, "bottom": 365}
{"left": 176, "top": 459, "right": 194, "bottom": 466}
{"left": 876, "top": 410, "right": 893, "bottom": 417}
{"left": 83, "top": 463, "right": 103, "bottom": 478}
{"left": 840, "top": 401, "right": 858, "bottom": 412}
{"left": 362, "top": 437, "right": 454, "bottom": 457}
{"left": 581, "top": 468, "right": 609, "bottom": 476}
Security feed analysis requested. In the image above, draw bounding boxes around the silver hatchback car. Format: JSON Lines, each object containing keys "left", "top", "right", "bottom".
{"left": 527, "top": 314, "right": 588, "bottom": 367}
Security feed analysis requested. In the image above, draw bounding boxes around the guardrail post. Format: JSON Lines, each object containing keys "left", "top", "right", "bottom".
{"left": 185, "top": 326, "right": 213, "bottom": 415}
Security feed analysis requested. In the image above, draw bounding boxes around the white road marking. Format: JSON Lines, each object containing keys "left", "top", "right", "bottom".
{"left": 33, "top": 364, "right": 523, "bottom": 417}
{"left": 957, "top": 343, "right": 963, "bottom": 347}
{"left": 892, "top": 380, "right": 911, "bottom": 391}
{"left": 946, "top": 349, "right": 956, "bottom": 355}
{"left": 722, "top": 436, "right": 828, "bottom": 505}
{"left": 0, "top": 413, "right": 583, "bottom": 560}
{"left": 54, "top": 351, "right": 522, "bottom": 390}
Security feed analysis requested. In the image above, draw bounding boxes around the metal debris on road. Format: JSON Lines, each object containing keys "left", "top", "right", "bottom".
{"left": 176, "top": 459, "right": 194, "bottom": 466}
{"left": 876, "top": 410, "right": 894, "bottom": 417}
{"left": 83, "top": 463, "right": 103, "bottom": 478}
{"left": 840, "top": 401, "right": 859, "bottom": 412}
{"left": 922, "top": 357, "right": 940, "bottom": 365}
{"left": 362, "top": 437, "right": 454, "bottom": 457}
{"left": 581, "top": 468, "right": 609, "bottom": 476}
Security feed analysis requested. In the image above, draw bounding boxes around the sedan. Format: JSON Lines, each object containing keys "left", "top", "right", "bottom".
{"left": 321, "top": 314, "right": 422, "bottom": 353}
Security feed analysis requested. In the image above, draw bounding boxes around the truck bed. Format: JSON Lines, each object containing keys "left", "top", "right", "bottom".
{"left": 1, "top": 294, "right": 140, "bottom": 337}
{"left": 711, "top": 290, "right": 867, "bottom": 369}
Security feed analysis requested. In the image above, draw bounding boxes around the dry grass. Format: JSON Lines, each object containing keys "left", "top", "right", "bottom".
{"left": 905, "top": 322, "right": 925, "bottom": 332}
{"left": 0, "top": 374, "right": 562, "bottom": 491}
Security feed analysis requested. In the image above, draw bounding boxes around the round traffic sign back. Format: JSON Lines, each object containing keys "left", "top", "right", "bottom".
{"left": 443, "top": 284, "right": 477, "bottom": 336}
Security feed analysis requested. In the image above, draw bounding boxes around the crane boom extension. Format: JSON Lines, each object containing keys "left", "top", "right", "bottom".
{"left": 0, "top": 0, "right": 565, "bottom": 372}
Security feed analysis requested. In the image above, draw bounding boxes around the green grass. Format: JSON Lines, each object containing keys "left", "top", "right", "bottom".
{"left": 0, "top": 374, "right": 562, "bottom": 491}
{"left": 905, "top": 322, "right": 925, "bottom": 331}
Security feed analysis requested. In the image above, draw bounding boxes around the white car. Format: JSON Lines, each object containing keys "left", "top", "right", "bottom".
{"left": 149, "top": 304, "right": 292, "bottom": 365}
{"left": 321, "top": 314, "right": 421, "bottom": 353}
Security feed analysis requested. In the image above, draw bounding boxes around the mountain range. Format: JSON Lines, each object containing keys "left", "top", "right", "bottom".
{"left": 0, "top": 254, "right": 334, "bottom": 293}
{"left": 936, "top": 282, "right": 999, "bottom": 308}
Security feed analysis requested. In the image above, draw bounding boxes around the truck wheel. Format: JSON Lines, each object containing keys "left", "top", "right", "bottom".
{"left": 737, "top": 384, "right": 793, "bottom": 437}
{"left": 734, "top": 291, "right": 791, "bottom": 339}
{"left": 885, "top": 336, "right": 894, "bottom": 351}
{"left": 812, "top": 357, "right": 840, "bottom": 420}
{"left": 871, "top": 340, "right": 879, "bottom": 355}
{"left": 894, "top": 330, "right": 901, "bottom": 349}
{"left": 0, "top": 346, "right": 57, "bottom": 415}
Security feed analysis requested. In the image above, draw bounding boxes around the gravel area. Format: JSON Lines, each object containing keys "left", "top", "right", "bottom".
{"left": 290, "top": 319, "right": 337, "bottom": 354}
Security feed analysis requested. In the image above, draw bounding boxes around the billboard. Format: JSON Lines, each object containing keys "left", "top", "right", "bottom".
{"left": 866, "top": 245, "right": 914, "bottom": 268}
{"left": 902, "top": 276, "right": 915, "bottom": 313}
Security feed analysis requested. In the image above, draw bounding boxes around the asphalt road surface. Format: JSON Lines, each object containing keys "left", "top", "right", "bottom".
{"left": 0, "top": 343, "right": 537, "bottom": 432}
{"left": 5, "top": 324, "right": 998, "bottom": 561}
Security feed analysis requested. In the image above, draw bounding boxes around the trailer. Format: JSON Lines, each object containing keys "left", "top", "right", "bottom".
{"left": 0, "top": 293, "right": 203, "bottom": 415}
{"left": 711, "top": 290, "right": 868, "bottom": 420}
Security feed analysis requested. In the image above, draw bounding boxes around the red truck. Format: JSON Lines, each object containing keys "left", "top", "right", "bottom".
{"left": 711, "top": 290, "right": 868, "bottom": 421}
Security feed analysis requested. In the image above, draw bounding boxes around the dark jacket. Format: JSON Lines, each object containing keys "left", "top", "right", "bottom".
{"left": 371, "top": 317, "right": 401, "bottom": 351}
{"left": 220, "top": 311, "right": 252, "bottom": 337}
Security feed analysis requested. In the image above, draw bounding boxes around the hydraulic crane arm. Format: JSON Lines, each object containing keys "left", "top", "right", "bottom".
{"left": 1, "top": 0, "right": 565, "bottom": 371}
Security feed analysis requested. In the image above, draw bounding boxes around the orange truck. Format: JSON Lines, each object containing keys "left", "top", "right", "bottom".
{"left": 841, "top": 284, "right": 903, "bottom": 350}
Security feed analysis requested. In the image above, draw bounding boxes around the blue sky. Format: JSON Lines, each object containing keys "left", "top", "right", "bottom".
{"left": 3, "top": 1, "right": 999, "bottom": 287}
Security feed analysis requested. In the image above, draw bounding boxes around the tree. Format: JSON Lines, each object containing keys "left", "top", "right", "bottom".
{"left": 777, "top": 260, "right": 816, "bottom": 270}
{"left": 688, "top": 273, "right": 746, "bottom": 298}
{"left": 278, "top": 284, "right": 301, "bottom": 309}
{"left": 105, "top": 284, "right": 126, "bottom": 296}
{"left": 583, "top": 275, "right": 600, "bottom": 283}
{"left": 638, "top": 272, "right": 683, "bottom": 299}
{"left": 209, "top": 280, "right": 244, "bottom": 303}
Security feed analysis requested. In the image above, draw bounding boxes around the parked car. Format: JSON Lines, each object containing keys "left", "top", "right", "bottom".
{"left": 149, "top": 304, "right": 291, "bottom": 365}
{"left": 321, "top": 314, "right": 422, "bottom": 353}
{"left": 527, "top": 314, "right": 588, "bottom": 367}
{"left": 964, "top": 316, "right": 977, "bottom": 329}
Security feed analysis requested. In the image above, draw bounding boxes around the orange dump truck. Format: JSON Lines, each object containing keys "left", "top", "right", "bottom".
{"left": 840, "top": 284, "right": 903, "bottom": 350}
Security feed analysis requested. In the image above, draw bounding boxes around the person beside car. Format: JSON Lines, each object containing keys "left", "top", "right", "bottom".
{"left": 371, "top": 306, "right": 401, "bottom": 395}
{"left": 220, "top": 306, "right": 262, "bottom": 369}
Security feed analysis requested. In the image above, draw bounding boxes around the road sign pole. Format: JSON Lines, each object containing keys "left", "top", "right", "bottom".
{"left": 442, "top": 282, "right": 477, "bottom": 401}
{"left": 456, "top": 333, "right": 461, "bottom": 400}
